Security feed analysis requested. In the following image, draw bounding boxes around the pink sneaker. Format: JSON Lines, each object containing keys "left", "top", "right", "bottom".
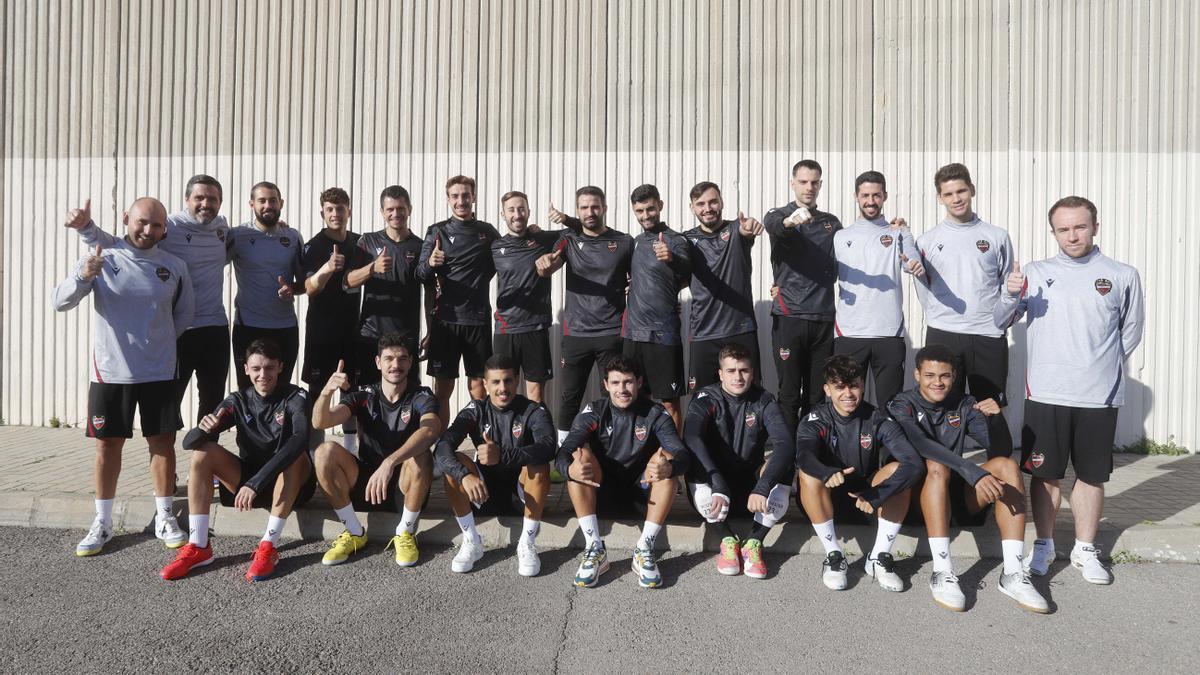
{"left": 740, "top": 538, "right": 767, "bottom": 579}
{"left": 717, "top": 536, "right": 741, "bottom": 575}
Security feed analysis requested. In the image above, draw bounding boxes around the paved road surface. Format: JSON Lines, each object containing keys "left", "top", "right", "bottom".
{"left": 1, "top": 527, "right": 1194, "bottom": 673}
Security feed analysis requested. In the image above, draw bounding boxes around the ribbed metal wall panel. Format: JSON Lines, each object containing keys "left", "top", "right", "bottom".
{"left": 4, "top": 0, "right": 1197, "bottom": 451}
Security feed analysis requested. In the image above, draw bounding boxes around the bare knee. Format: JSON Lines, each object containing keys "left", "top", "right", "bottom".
{"left": 189, "top": 442, "right": 222, "bottom": 469}
{"left": 924, "top": 460, "right": 951, "bottom": 483}
{"left": 798, "top": 471, "right": 826, "bottom": 494}
{"left": 313, "top": 441, "right": 344, "bottom": 467}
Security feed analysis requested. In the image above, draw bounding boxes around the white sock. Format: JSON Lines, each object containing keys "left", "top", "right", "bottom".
{"left": 334, "top": 504, "right": 364, "bottom": 536}
{"left": 399, "top": 508, "right": 420, "bottom": 535}
{"left": 557, "top": 429, "right": 569, "bottom": 446}
{"left": 1001, "top": 539, "right": 1025, "bottom": 575}
{"left": 637, "top": 521, "right": 662, "bottom": 551}
{"left": 456, "top": 512, "right": 480, "bottom": 542}
{"left": 929, "top": 537, "right": 953, "bottom": 573}
{"left": 870, "top": 517, "right": 902, "bottom": 560}
{"left": 577, "top": 514, "right": 601, "bottom": 548}
{"left": 154, "top": 496, "right": 174, "bottom": 520}
{"left": 519, "top": 517, "right": 540, "bottom": 545}
{"left": 189, "top": 514, "right": 210, "bottom": 548}
{"left": 95, "top": 498, "right": 114, "bottom": 526}
{"left": 262, "top": 515, "right": 286, "bottom": 545}
{"left": 342, "top": 432, "right": 357, "bottom": 455}
{"left": 1073, "top": 539, "right": 1095, "bottom": 556}
{"left": 812, "top": 519, "right": 841, "bottom": 554}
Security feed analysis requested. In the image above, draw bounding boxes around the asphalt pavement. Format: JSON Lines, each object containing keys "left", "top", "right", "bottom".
{"left": 1, "top": 527, "right": 1195, "bottom": 673}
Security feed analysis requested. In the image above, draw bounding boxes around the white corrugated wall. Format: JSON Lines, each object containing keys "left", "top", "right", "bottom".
{"left": 4, "top": 0, "right": 1198, "bottom": 450}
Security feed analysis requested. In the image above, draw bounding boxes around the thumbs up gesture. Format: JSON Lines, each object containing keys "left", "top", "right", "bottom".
{"left": 888, "top": 216, "right": 909, "bottom": 231}
{"left": 652, "top": 231, "right": 673, "bottom": 262}
{"left": 322, "top": 244, "right": 345, "bottom": 274}
{"left": 372, "top": 247, "right": 394, "bottom": 274}
{"left": 81, "top": 244, "right": 104, "bottom": 281}
{"left": 323, "top": 359, "right": 349, "bottom": 394}
{"left": 737, "top": 210, "right": 764, "bottom": 237}
{"left": 429, "top": 235, "right": 445, "bottom": 267}
{"left": 825, "top": 465, "right": 855, "bottom": 488}
{"left": 547, "top": 202, "right": 567, "bottom": 224}
{"left": 476, "top": 430, "right": 500, "bottom": 466}
{"left": 535, "top": 248, "right": 563, "bottom": 275}
{"left": 277, "top": 275, "right": 294, "bottom": 301}
{"left": 900, "top": 252, "right": 926, "bottom": 278}
{"left": 1006, "top": 260, "right": 1025, "bottom": 296}
{"left": 64, "top": 198, "right": 93, "bottom": 231}
{"left": 643, "top": 449, "right": 673, "bottom": 483}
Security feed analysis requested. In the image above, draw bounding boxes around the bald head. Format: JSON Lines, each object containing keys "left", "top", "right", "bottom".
{"left": 123, "top": 197, "right": 169, "bottom": 249}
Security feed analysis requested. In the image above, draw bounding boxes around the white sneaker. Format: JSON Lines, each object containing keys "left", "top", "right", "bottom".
{"left": 998, "top": 569, "right": 1050, "bottom": 613}
{"left": 76, "top": 517, "right": 113, "bottom": 557}
{"left": 1026, "top": 540, "right": 1056, "bottom": 576}
{"left": 929, "top": 570, "right": 966, "bottom": 611}
{"left": 865, "top": 553, "right": 904, "bottom": 592}
{"left": 516, "top": 539, "right": 541, "bottom": 577}
{"left": 821, "top": 551, "right": 848, "bottom": 590}
{"left": 155, "top": 514, "right": 187, "bottom": 549}
{"left": 451, "top": 536, "right": 485, "bottom": 573}
{"left": 1070, "top": 546, "right": 1113, "bottom": 585}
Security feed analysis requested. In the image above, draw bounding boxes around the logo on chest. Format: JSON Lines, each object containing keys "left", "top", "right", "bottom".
{"left": 859, "top": 432, "right": 873, "bottom": 449}
{"left": 634, "top": 424, "right": 648, "bottom": 441}
{"left": 511, "top": 422, "right": 523, "bottom": 439}
{"left": 744, "top": 412, "right": 757, "bottom": 428}
{"left": 156, "top": 266, "right": 171, "bottom": 282}
{"left": 274, "top": 409, "right": 286, "bottom": 426}
{"left": 405, "top": 250, "right": 415, "bottom": 261}
{"left": 778, "top": 347, "right": 791, "bottom": 361}
{"left": 976, "top": 240, "right": 990, "bottom": 253}
{"left": 823, "top": 221, "right": 834, "bottom": 233}
{"left": 946, "top": 411, "right": 961, "bottom": 429}
{"left": 607, "top": 241, "right": 618, "bottom": 253}
{"left": 879, "top": 234, "right": 894, "bottom": 248}
{"left": 400, "top": 407, "right": 412, "bottom": 425}
{"left": 279, "top": 236, "right": 291, "bottom": 247}
{"left": 720, "top": 230, "right": 730, "bottom": 242}
{"left": 1094, "top": 278, "right": 1112, "bottom": 296}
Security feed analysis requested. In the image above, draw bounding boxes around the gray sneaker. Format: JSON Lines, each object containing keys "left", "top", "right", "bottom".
{"left": 76, "top": 518, "right": 113, "bottom": 557}
{"left": 929, "top": 570, "right": 966, "bottom": 611}
{"left": 998, "top": 569, "right": 1050, "bottom": 613}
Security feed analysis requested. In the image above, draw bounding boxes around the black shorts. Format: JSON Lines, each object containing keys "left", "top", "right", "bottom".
{"left": 586, "top": 454, "right": 653, "bottom": 519}
{"left": 346, "top": 457, "right": 431, "bottom": 513}
{"left": 900, "top": 470, "right": 990, "bottom": 528}
{"left": 472, "top": 462, "right": 539, "bottom": 517}
{"left": 684, "top": 465, "right": 758, "bottom": 520}
{"left": 302, "top": 336, "right": 357, "bottom": 388}
{"left": 217, "top": 457, "right": 317, "bottom": 510}
{"left": 428, "top": 321, "right": 492, "bottom": 379}
{"left": 232, "top": 324, "right": 300, "bottom": 390}
{"left": 924, "top": 327, "right": 1008, "bottom": 404}
{"left": 1021, "top": 400, "right": 1118, "bottom": 484}
{"left": 86, "top": 380, "right": 182, "bottom": 438}
{"left": 494, "top": 330, "right": 554, "bottom": 383}
{"left": 688, "top": 332, "right": 761, "bottom": 393}
{"left": 355, "top": 335, "right": 421, "bottom": 387}
{"left": 623, "top": 339, "right": 686, "bottom": 400}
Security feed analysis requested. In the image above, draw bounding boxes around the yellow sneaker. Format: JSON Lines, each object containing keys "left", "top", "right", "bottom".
{"left": 387, "top": 531, "right": 419, "bottom": 567}
{"left": 322, "top": 529, "right": 368, "bottom": 566}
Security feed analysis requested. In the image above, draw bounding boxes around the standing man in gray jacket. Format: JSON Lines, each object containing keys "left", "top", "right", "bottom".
{"left": 995, "top": 195, "right": 1144, "bottom": 586}
{"left": 54, "top": 197, "right": 195, "bottom": 557}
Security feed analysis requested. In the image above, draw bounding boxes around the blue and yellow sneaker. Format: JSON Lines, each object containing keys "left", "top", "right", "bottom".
{"left": 573, "top": 540, "right": 609, "bottom": 587}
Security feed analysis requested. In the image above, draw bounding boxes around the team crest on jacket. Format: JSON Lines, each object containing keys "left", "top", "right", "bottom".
{"left": 634, "top": 424, "right": 648, "bottom": 441}
{"left": 823, "top": 221, "right": 833, "bottom": 233}
{"left": 778, "top": 347, "right": 791, "bottom": 361}
{"left": 155, "top": 266, "right": 171, "bottom": 282}
{"left": 91, "top": 415, "right": 106, "bottom": 430}
{"left": 274, "top": 410, "right": 286, "bottom": 426}
{"left": 405, "top": 250, "right": 415, "bottom": 261}
{"left": 1095, "top": 278, "right": 1112, "bottom": 296}
{"left": 216, "top": 229, "right": 226, "bottom": 242}
{"left": 478, "top": 232, "right": 488, "bottom": 241}
{"left": 400, "top": 407, "right": 412, "bottom": 425}
{"left": 745, "top": 412, "right": 757, "bottom": 428}
{"left": 976, "top": 240, "right": 990, "bottom": 253}
{"left": 879, "top": 234, "right": 894, "bottom": 248}
{"left": 947, "top": 411, "right": 962, "bottom": 428}
{"left": 512, "top": 422, "right": 523, "bottom": 439}
{"left": 720, "top": 230, "right": 730, "bottom": 242}
{"left": 280, "top": 236, "right": 291, "bottom": 247}
{"left": 859, "top": 432, "right": 872, "bottom": 449}
{"left": 607, "top": 241, "right": 618, "bottom": 253}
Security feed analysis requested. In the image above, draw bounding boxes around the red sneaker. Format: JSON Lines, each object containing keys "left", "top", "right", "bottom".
{"left": 246, "top": 541, "right": 279, "bottom": 582}
{"left": 717, "top": 536, "right": 741, "bottom": 576}
{"left": 161, "top": 543, "right": 213, "bottom": 580}
{"left": 740, "top": 538, "right": 767, "bottom": 579}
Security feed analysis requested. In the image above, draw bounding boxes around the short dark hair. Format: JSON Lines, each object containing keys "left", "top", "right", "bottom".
{"left": 319, "top": 187, "right": 350, "bottom": 207}
{"left": 933, "top": 163, "right": 974, "bottom": 191}
{"left": 630, "top": 184, "right": 661, "bottom": 204}
{"left": 379, "top": 185, "right": 411, "bottom": 208}
{"left": 602, "top": 354, "right": 642, "bottom": 379}
{"left": 245, "top": 338, "right": 282, "bottom": 362}
{"left": 1047, "top": 195, "right": 1098, "bottom": 226}
{"left": 446, "top": 175, "right": 476, "bottom": 193}
{"left": 377, "top": 333, "right": 412, "bottom": 357}
{"left": 250, "top": 181, "right": 282, "bottom": 200}
{"left": 500, "top": 191, "right": 528, "bottom": 206}
{"left": 915, "top": 344, "right": 958, "bottom": 371}
{"left": 185, "top": 174, "right": 223, "bottom": 199}
{"left": 854, "top": 171, "right": 886, "bottom": 193}
{"left": 483, "top": 353, "right": 517, "bottom": 375}
{"left": 791, "top": 159, "right": 823, "bottom": 177}
{"left": 718, "top": 343, "right": 753, "bottom": 367}
{"left": 689, "top": 181, "right": 721, "bottom": 201}
{"left": 575, "top": 185, "right": 606, "bottom": 204}
{"left": 822, "top": 354, "right": 864, "bottom": 386}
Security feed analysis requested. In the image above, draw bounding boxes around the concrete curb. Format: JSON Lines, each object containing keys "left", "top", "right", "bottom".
{"left": 4, "top": 490, "right": 1198, "bottom": 563}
